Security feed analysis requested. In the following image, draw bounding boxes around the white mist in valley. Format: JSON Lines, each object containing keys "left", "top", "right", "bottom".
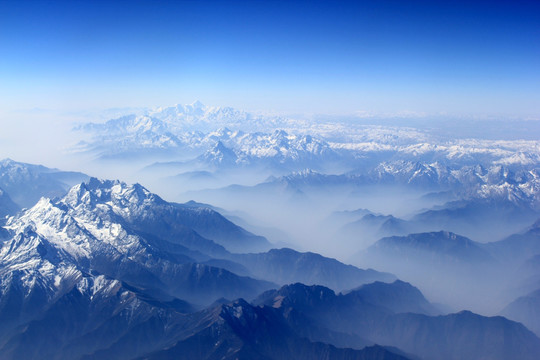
{"left": 2, "top": 102, "right": 540, "bottom": 331}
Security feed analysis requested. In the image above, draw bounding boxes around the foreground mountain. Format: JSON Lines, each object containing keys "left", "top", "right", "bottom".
{"left": 1, "top": 168, "right": 539, "bottom": 359}
{"left": 0, "top": 273, "right": 192, "bottom": 359}
{"left": 138, "top": 299, "right": 410, "bottom": 360}
{"left": 5, "top": 277, "right": 535, "bottom": 360}
{"left": 371, "top": 310, "right": 540, "bottom": 360}
{"left": 1, "top": 279, "right": 409, "bottom": 360}
{"left": 346, "top": 280, "right": 441, "bottom": 316}
{"left": 134, "top": 197, "right": 273, "bottom": 254}
{"left": 253, "top": 281, "right": 439, "bottom": 350}
{"left": 0, "top": 178, "right": 275, "bottom": 358}
{"left": 0, "top": 176, "right": 414, "bottom": 359}
{"left": 1, "top": 179, "right": 278, "bottom": 308}
{"left": 1, "top": 176, "right": 393, "bottom": 300}
{"left": 255, "top": 283, "right": 540, "bottom": 360}
{"left": 0, "top": 180, "right": 268, "bottom": 357}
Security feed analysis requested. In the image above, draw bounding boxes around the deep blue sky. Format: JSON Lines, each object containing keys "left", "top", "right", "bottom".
{"left": 1, "top": 0, "right": 539, "bottom": 116}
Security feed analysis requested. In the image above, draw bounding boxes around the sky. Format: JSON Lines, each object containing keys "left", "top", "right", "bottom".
{"left": 0, "top": 0, "right": 539, "bottom": 117}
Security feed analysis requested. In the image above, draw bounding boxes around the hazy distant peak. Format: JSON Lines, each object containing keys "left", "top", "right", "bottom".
{"left": 0, "top": 158, "right": 15, "bottom": 166}
{"left": 529, "top": 217, "right": 540, "bottom": 230}
{"left": 190, "top": 100, "right": 205, "bottom": 109}
{"left": 292, "top": 168, "right": 319, "bottom": 176}
{"left": 263, "top": 282, "right": 337, "bottom": 309}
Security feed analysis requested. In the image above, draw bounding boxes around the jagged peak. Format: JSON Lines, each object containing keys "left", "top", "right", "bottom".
{"left": 271, "top": 282, "right": 336, "bottom": 307}
{"left": 212, "top": 140, "right": 229, "bottom": 150}
{"left": 528, "top": 218, "right": 540, "bottom": 231}
{"left": 190, "top": 100, "right": 205, "bottom": 109}
{"left": 387, "top": 230, "right": 466, "bottom": 242}
{"left": 10, "top": 197, "right": 59, "bottom": 224}
{"left": 206, "top": 142, "right": 233, "bottom": 157}
{"left": 292, "top": 168, "right": 319, "bottom": 176}
{"left": 213, "top": 127, "right": 232, "bottom": 135}
{"left": 0, "top": 158, "right": 15, "bottom": 166}
{"left": 76, "top": 274, "right": 123, "bottom": 298}
{"left": 63, "top": 178, "right": 159, "bottom": 208}
{"left": 220, "top": 298, "right": 259, "bottom": 321}
{"left": 271, "top": 129, "right": 289, "bottom": 138}
{"left": 352, "top": 279, "right": 419, "bottom": 293}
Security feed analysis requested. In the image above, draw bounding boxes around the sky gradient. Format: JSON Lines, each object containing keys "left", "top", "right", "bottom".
{"left": 1, "top": 0, "right": 539, "bottom": 117}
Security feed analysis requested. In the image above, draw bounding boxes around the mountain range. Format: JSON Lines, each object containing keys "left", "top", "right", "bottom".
{"left": 1, "top": 156, "right": 540, "bottom": 359}
{"left": 254, "top": 282, "right": 540, "bottom": 360}
{"left": 74, "top": 102, "right": 540, "bottom": 170}
{"left": 0, "top": 176, "right": 402, "bottom": 359}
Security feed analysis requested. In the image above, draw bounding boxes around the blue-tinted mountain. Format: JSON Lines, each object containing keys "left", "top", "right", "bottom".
{"left": 340, "top": 214, "right": 414, "bottom": 242}
{"left": 484, "top": 218, "right": 540, "bottom": 265}
{"left": 138, "top": 299, "right": 410, "bottom": 360}
{"left": 347, "top": 280, "right": 440, "bottom": 316}
{"left": 0, "top": 187, "right": 18, "bottom": 218}
{"left": 0, "top": 179, "right": 276, "bottom": 309}
{"left": 371, "top": 310, "right": 540, "bottom": 360}
{"left": 73, "top": 178, "right": 271, "bottom": 254}
{"left": 412, "top": 198, "right": 540, "bottom": 242}
{"left": 501, "top": 288, "right": 540, "bottom": 337}
{"left": 366, "top": 160, "right": 452, "bottom": 189}
{"left": 78, "top": 109, "right": 343, "bottom": 170}
{"left": 356, "top": 231, "right": 496, "bottom": 267}
{"left": 0, "top": 159, "right": 89, "bottom": 208}
{"left": 150, "top": 200, "right": 272, "bottom": 254}
{"left": 254, "top": 283, "right": 540, "bottom": 360}
{"left": 197, "top": 140, "right": 239, "bottom": 167}
{"left": 0, "top": 274, "right": 193, "bottom": 359}
{"left": 514, "top": 254, "right": 540, "bottom": 295}
{"left": 233, "top": 248, "right": 395, "bottom": 292}
{"left": 242, "top": 162, "right": 540, "bottom": 203}
{"left": 74, "top": 114, "right": 188, "bottom": 160}
{"left": 0, "top": 198, "right": 410, "bottom": 360}
{"left": 328, "top": 208, "right": 374, "bottom": 225}
{"left": 0, "top": 279, "right": 411, "bottom": 359}
{"left": 353, "top": 231, "right": 501, "bottom": 311}
{"left": 254, "top": 281, "right": 437, "bottom": 345}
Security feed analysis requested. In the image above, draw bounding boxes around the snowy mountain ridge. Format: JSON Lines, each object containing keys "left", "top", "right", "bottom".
{"left": 0, "top": 178, "right": 279, "bottom": 314}
{"left": 263, "top": 161, "right": 540, "bottom": 208}
{"left": 74, "top": 102, "right": 540, "bottom": 167}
